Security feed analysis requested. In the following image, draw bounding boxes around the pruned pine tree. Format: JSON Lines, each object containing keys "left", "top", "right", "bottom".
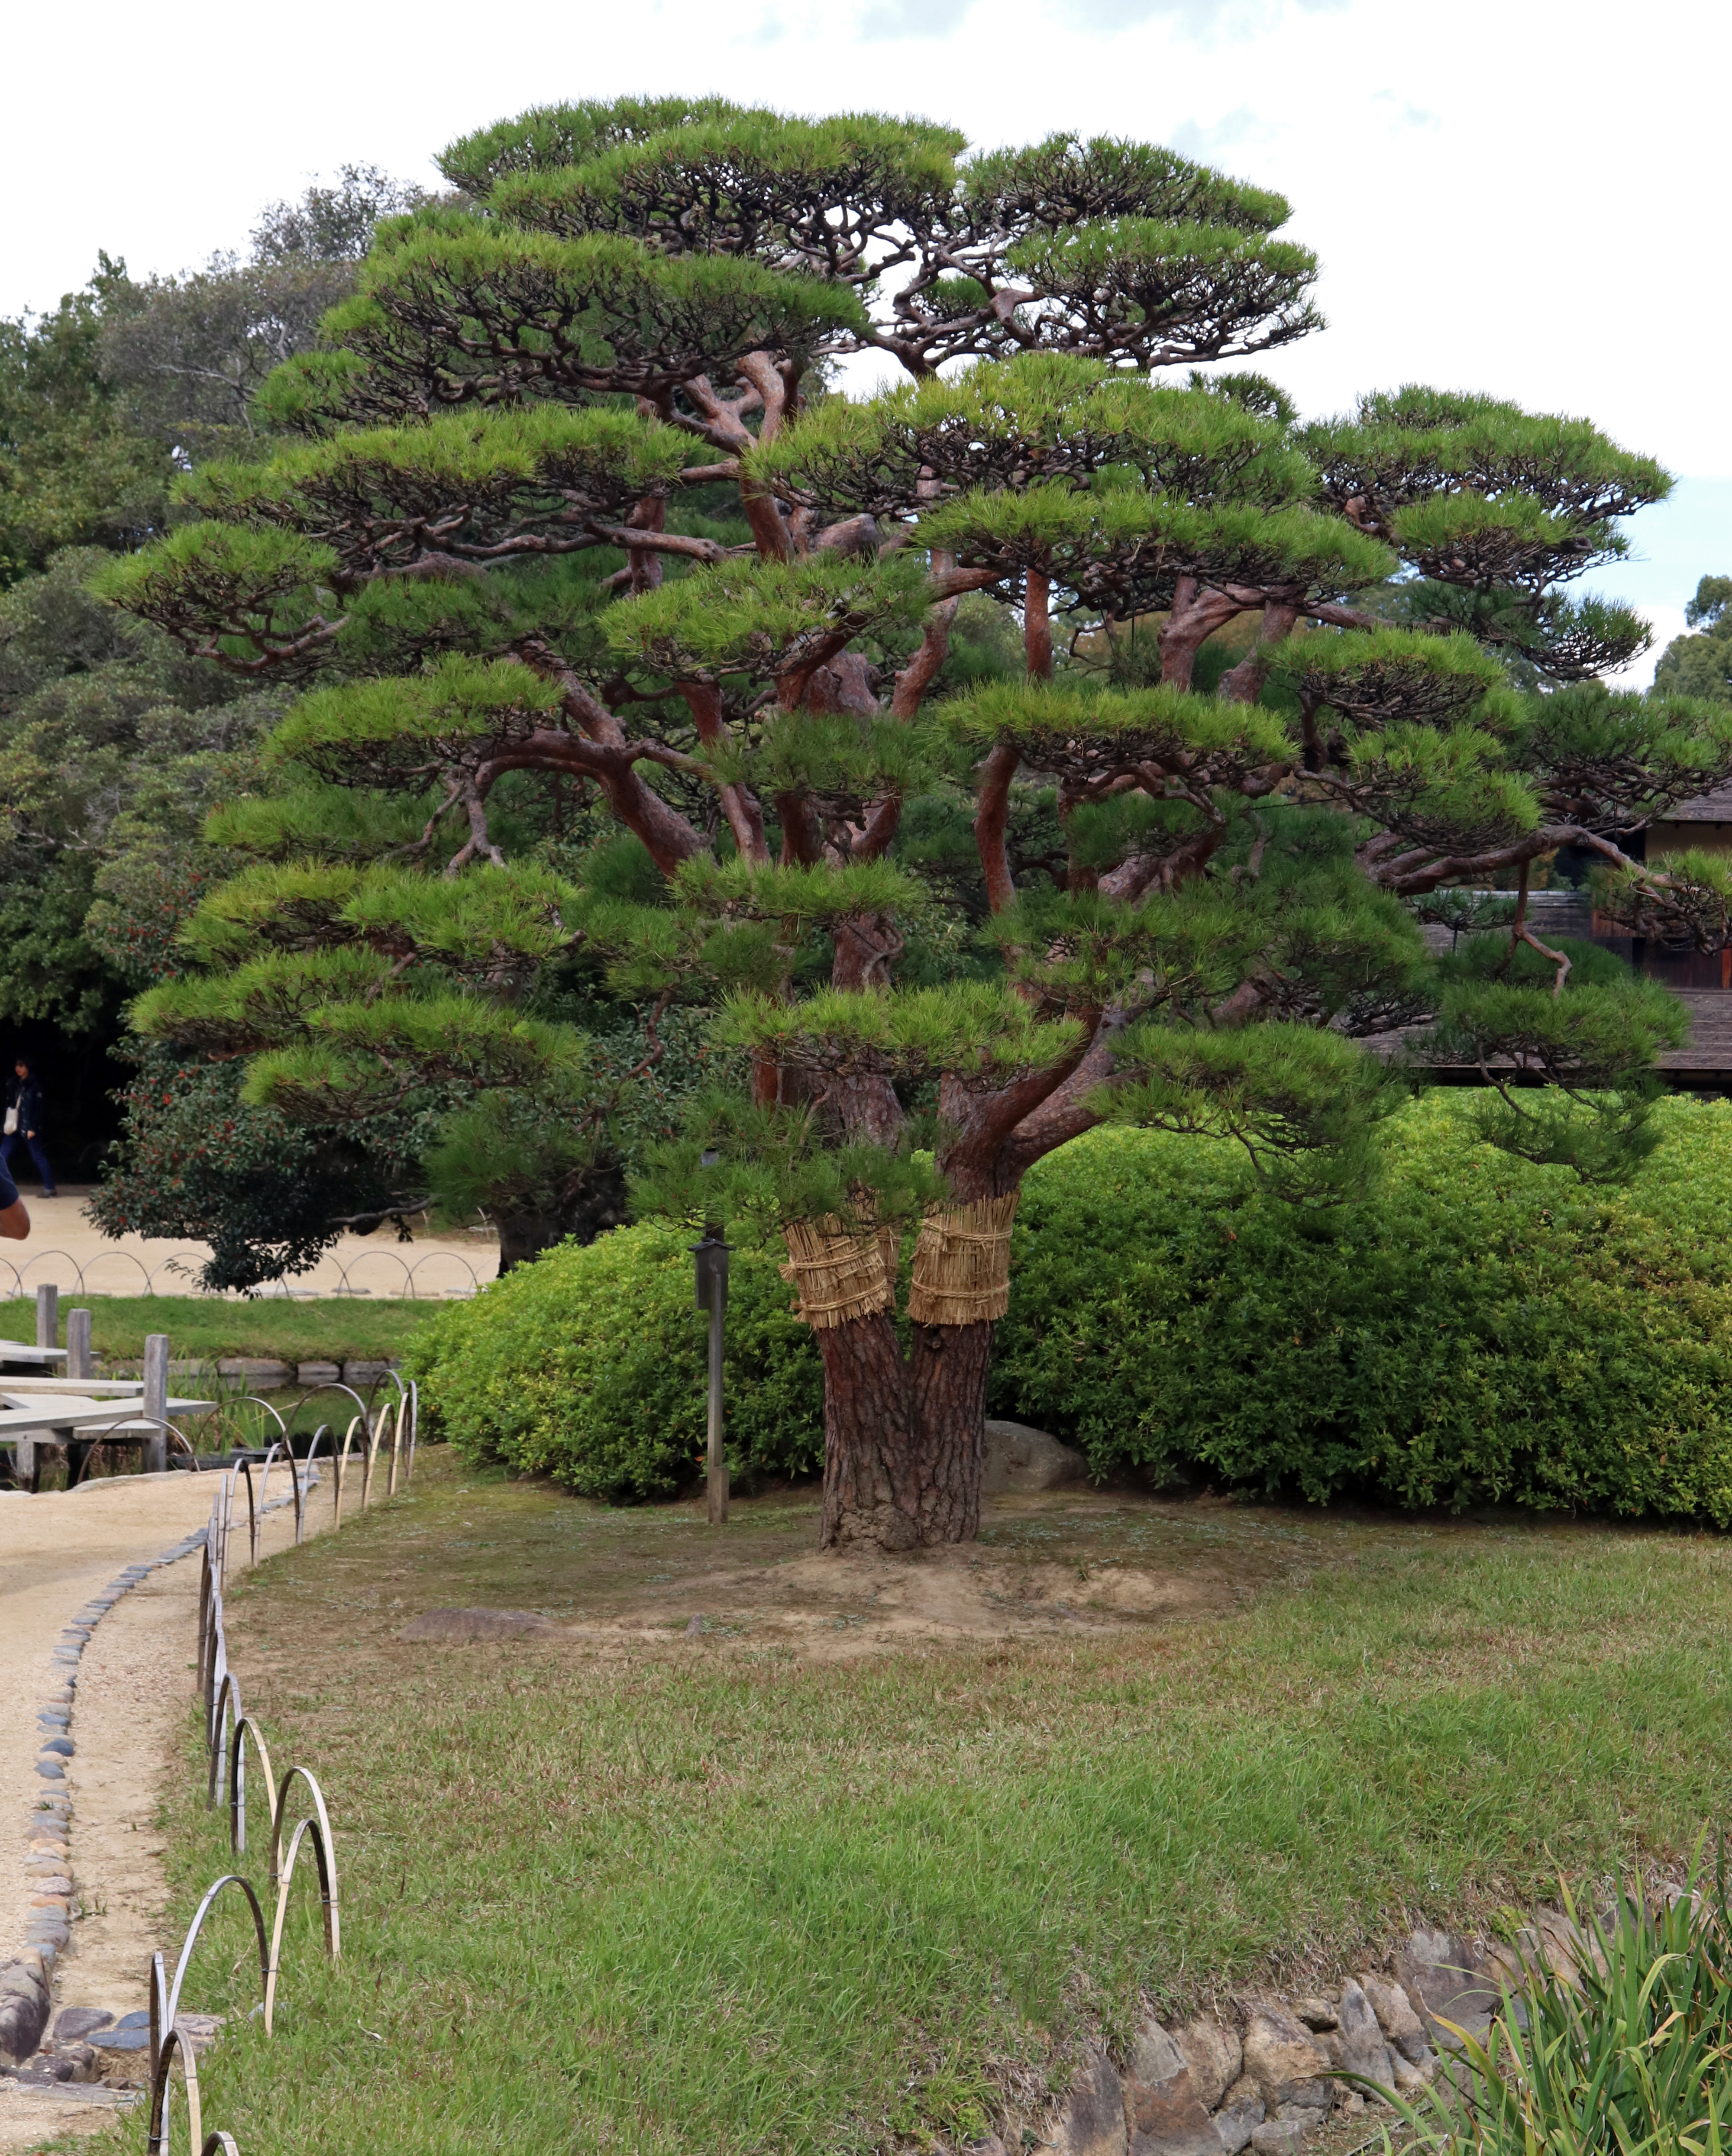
{"left": 104, "top": 98, "right": 1732, "bottom": 1548}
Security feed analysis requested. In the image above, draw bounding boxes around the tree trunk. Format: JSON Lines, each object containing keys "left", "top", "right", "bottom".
{"left": 495, "top": 1165, "right": 629, "bottom": 1273}
{"left": 816, "top": 1310, "right": 989, "bottom": 1549}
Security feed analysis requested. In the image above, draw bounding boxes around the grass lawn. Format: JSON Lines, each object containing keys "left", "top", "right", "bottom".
{"left": 141, "top": 1452, "right": 1732, "bottom": 2156}
{"left": 0, "top": 1294, "right": 436, "bottom": 1366}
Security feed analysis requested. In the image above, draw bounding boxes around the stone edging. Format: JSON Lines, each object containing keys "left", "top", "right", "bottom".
{"left": 979, "top": 1916, "right": 1608, "bottom": 2155}
{"left": 0, "top": 1485, "right": 304, "bottom": 2066}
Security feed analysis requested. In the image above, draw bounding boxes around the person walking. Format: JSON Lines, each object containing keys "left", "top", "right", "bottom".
{"left": 2, "top": 1059, "right": 55, "bottom": 1197}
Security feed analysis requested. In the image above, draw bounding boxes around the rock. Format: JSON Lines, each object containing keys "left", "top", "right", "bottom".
{"left": 1391, "top": 2051, "right": 1436, "bottom": 2094}
{"left": 1174, "top": 2020, "right": 1241, "bottom": 2112}
{"left": 343, "top": 1360, "right": 397, "bottom": 1388}
{"left": 1123, "top": 2017, "right": 1219, "bottom": 2156}
{"left": 218, "top": 1359, "right": 291, "bottom": 1388}
{"left": 0, "top": 1969, "right": 51, "bottom": 2063}
{"left": 981, "top": 1420, "right": 1089, "bottom": 1495}
{"left": 1212, "top": 2089, "right": 1264, "bottom": 2156}
{"left": 175, "top": 2012, "right": 224, "bottom": 2054}
{"left": 1396, "top": 1930, "right": 1499, "bottom": 2050}
{"left": 53, "top": 2009, "right": 113, "bottom": 2041}
{"left": 397, "top": 1607, "right": 558, "bottom": 1643}
{"left": 1330, "top": 1981, "right": 1394, "bottom": 2096}
{"left": 39, "top": 1737, "right": 71, "bottom": 1758}
{"left": 296, "top": 1362, "right": 341, "bottom": 1388}
{"left": 1357, "top": 1974, "right": 1429, "bottom": 2064}
{"left": 1050, "top": 2050, "right": 1127, "bottom": 2156}
{"left": 1127, "top": 2022, "right": 1186, "bottom": 2085}
{"left": 1241, "top": 2006, "right": 1332, "bottom": 2115}
{"left": 1248, "top": 2125, "right": 1303, "bottom": 2156}
{"left": 88, "top": 2027, "right": 149, "bottom": 2053}
{"left": 1292, "top": 1997, "right": 1337, "bottom": 2033}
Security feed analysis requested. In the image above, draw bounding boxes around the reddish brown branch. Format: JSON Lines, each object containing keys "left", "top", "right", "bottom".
{"left": 973, "top": 743, "right": 1021, "bottom": 915}
{"left": 1024, "top": 568, "right": 1053, "bottom": 681}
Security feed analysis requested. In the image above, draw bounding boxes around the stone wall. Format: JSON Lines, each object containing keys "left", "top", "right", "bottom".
{"left": 969, "top": 1917, "right": 1582, "bottom": 2156}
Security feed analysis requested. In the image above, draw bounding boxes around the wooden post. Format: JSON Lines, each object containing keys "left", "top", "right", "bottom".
{"left": 64, "top": 1310, "right": 94, "bottom": 1486}
{"left": 12, "top": 1432, "right": 33, "bottom": 1490}
{"left": 692, "top": 1231, "right": 729, "bottom": 1524}
{"left": 143, "top": 1333, "right": 168, "bottom": 1474}
{"left": 35, "top": 1282, "right": 56, "bottom": 1350}
{"left": 705, "top": 1278, "right": 727, "bottom": 1525}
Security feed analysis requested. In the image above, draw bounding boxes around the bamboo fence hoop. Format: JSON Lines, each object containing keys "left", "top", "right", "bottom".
{"left": 907, "top": 1194, "right": 1020, "bottom": 1325}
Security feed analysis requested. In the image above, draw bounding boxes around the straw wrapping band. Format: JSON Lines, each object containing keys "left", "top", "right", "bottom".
{"left": 907, "top": 1194, "right": 1018, "bottom": 1325}
{"left": 779, "top": 1219, "right": 895, "bottom": 1330}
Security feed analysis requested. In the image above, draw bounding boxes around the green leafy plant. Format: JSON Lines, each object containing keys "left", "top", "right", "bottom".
{"left": 1391, "top": 1858, "right": 1732, "bottom": 2153}
{"left": 403, "top": 1220, "right": 821, "bottom": 1500}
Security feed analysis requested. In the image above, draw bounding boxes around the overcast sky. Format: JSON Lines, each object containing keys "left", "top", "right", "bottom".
{"left": 7, "top": 0, "right": 1723, "bottom": 675}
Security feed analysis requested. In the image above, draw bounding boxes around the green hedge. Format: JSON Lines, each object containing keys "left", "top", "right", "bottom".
{"left": 992, "top": 1095, "right": 1732, "bottom": 1523}
{"left": 409, "top": 1095, "right": 1732, "bottom": 1522}
{"left": 404, "top": 1223, "right": 822, "bottom": 1501}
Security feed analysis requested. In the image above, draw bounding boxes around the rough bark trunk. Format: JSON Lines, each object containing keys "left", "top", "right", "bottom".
{"left": 816, "top": 1310, "right": 988, "bottom": 1549}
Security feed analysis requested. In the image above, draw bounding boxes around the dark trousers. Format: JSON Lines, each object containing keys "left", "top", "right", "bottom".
{"left": 0, "top": 1130, "right": 54, "bottom": 1192}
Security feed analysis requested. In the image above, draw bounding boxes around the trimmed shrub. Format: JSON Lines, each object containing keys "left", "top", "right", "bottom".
{"left": 991, "top": 1094, "right": 1732, "bottom": 1522}
{"left": 411, "top": 1094, "right": 1732, "bottom": 1522}
{"left": 404, "top": 1222, "right": 822, "bottom": 1501}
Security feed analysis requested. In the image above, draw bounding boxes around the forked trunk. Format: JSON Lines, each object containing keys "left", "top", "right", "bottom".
{"left": 815, "top": 1311, "right": 991, "bottom": 1549}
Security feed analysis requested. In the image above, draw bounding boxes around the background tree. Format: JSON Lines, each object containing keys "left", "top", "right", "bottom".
{"left": 0, "top": 262, "right": 173, "bottom": 586}
{"left": 1654, "top": 577, "right": 1732, "bottom": 703}
{"left": 106, "top": 97, "right": 1732, "bottom": 1543}
{"left": 0, "top": 168, "right": 475, "bottom": 1229}
{"left": 98, "top": 166, "right": 430, "bottom": 465}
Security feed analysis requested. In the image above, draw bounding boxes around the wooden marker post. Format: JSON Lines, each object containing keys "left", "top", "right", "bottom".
{"left": 143, "top": 1333, "right": 169, "bottom": 1474}
{"left": 692, "top": 1232, "right": 730, "bottom": 1525}
{"left": 35, "top": 1282, "right": 56, "bottom": 1350}
{"left": 65, "top": 1309, "right": 93, "bottom": 1486}
{"left": 65, "top": 1309, "right": 90, "bottom": 1382}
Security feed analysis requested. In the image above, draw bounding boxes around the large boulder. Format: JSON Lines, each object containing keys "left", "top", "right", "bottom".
{"left": 1240, "top": 2005, "right": 1331, "bottom": 2116}
{"left": 1173, "top": 2019, "right": 1241, "bottom": 2111}
{"left": 1048, "top": 2050, "right": 1127, "bottom": 2156}
{"left": 1122, "top": 2020, "right": 1220, "bottom": 2156}
{"left": 982, "top": 1420, "right": 1089, "bottom": 1495}
{"left": 1395, "top": 1929, "right": 1500, "bottom": 2049}
{"left": 1212, "top": 2082, "right": 1265, "bottom": 2156}
{"left": 1328, "top": 1981, "right": 1395, "bottom": 2096}
{"left": 1357, "top": 1974, "right": 1430, "bottom": 2065}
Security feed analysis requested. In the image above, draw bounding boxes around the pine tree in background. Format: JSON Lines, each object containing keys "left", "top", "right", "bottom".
{"left": 1655, "top": 578, "right": 1732, "bottom": 704}
{"left": 106, "top": 98, "right": 1732, "bottom": 1546}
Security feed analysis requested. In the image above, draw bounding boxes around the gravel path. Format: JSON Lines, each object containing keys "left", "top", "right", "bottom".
{"left": 0, "top": 1469, "right": 327, "bottom": 2144}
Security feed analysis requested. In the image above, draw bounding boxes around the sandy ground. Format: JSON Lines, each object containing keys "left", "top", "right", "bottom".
{"left": 567, "top": 1533, "right": 1246, "bottom": 1657}
{"left": 0, "top": 1187, "right": 497, "bottom": 1301}
{"left": 0, "top": 1471, "right": 325, "bottom": 2148}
